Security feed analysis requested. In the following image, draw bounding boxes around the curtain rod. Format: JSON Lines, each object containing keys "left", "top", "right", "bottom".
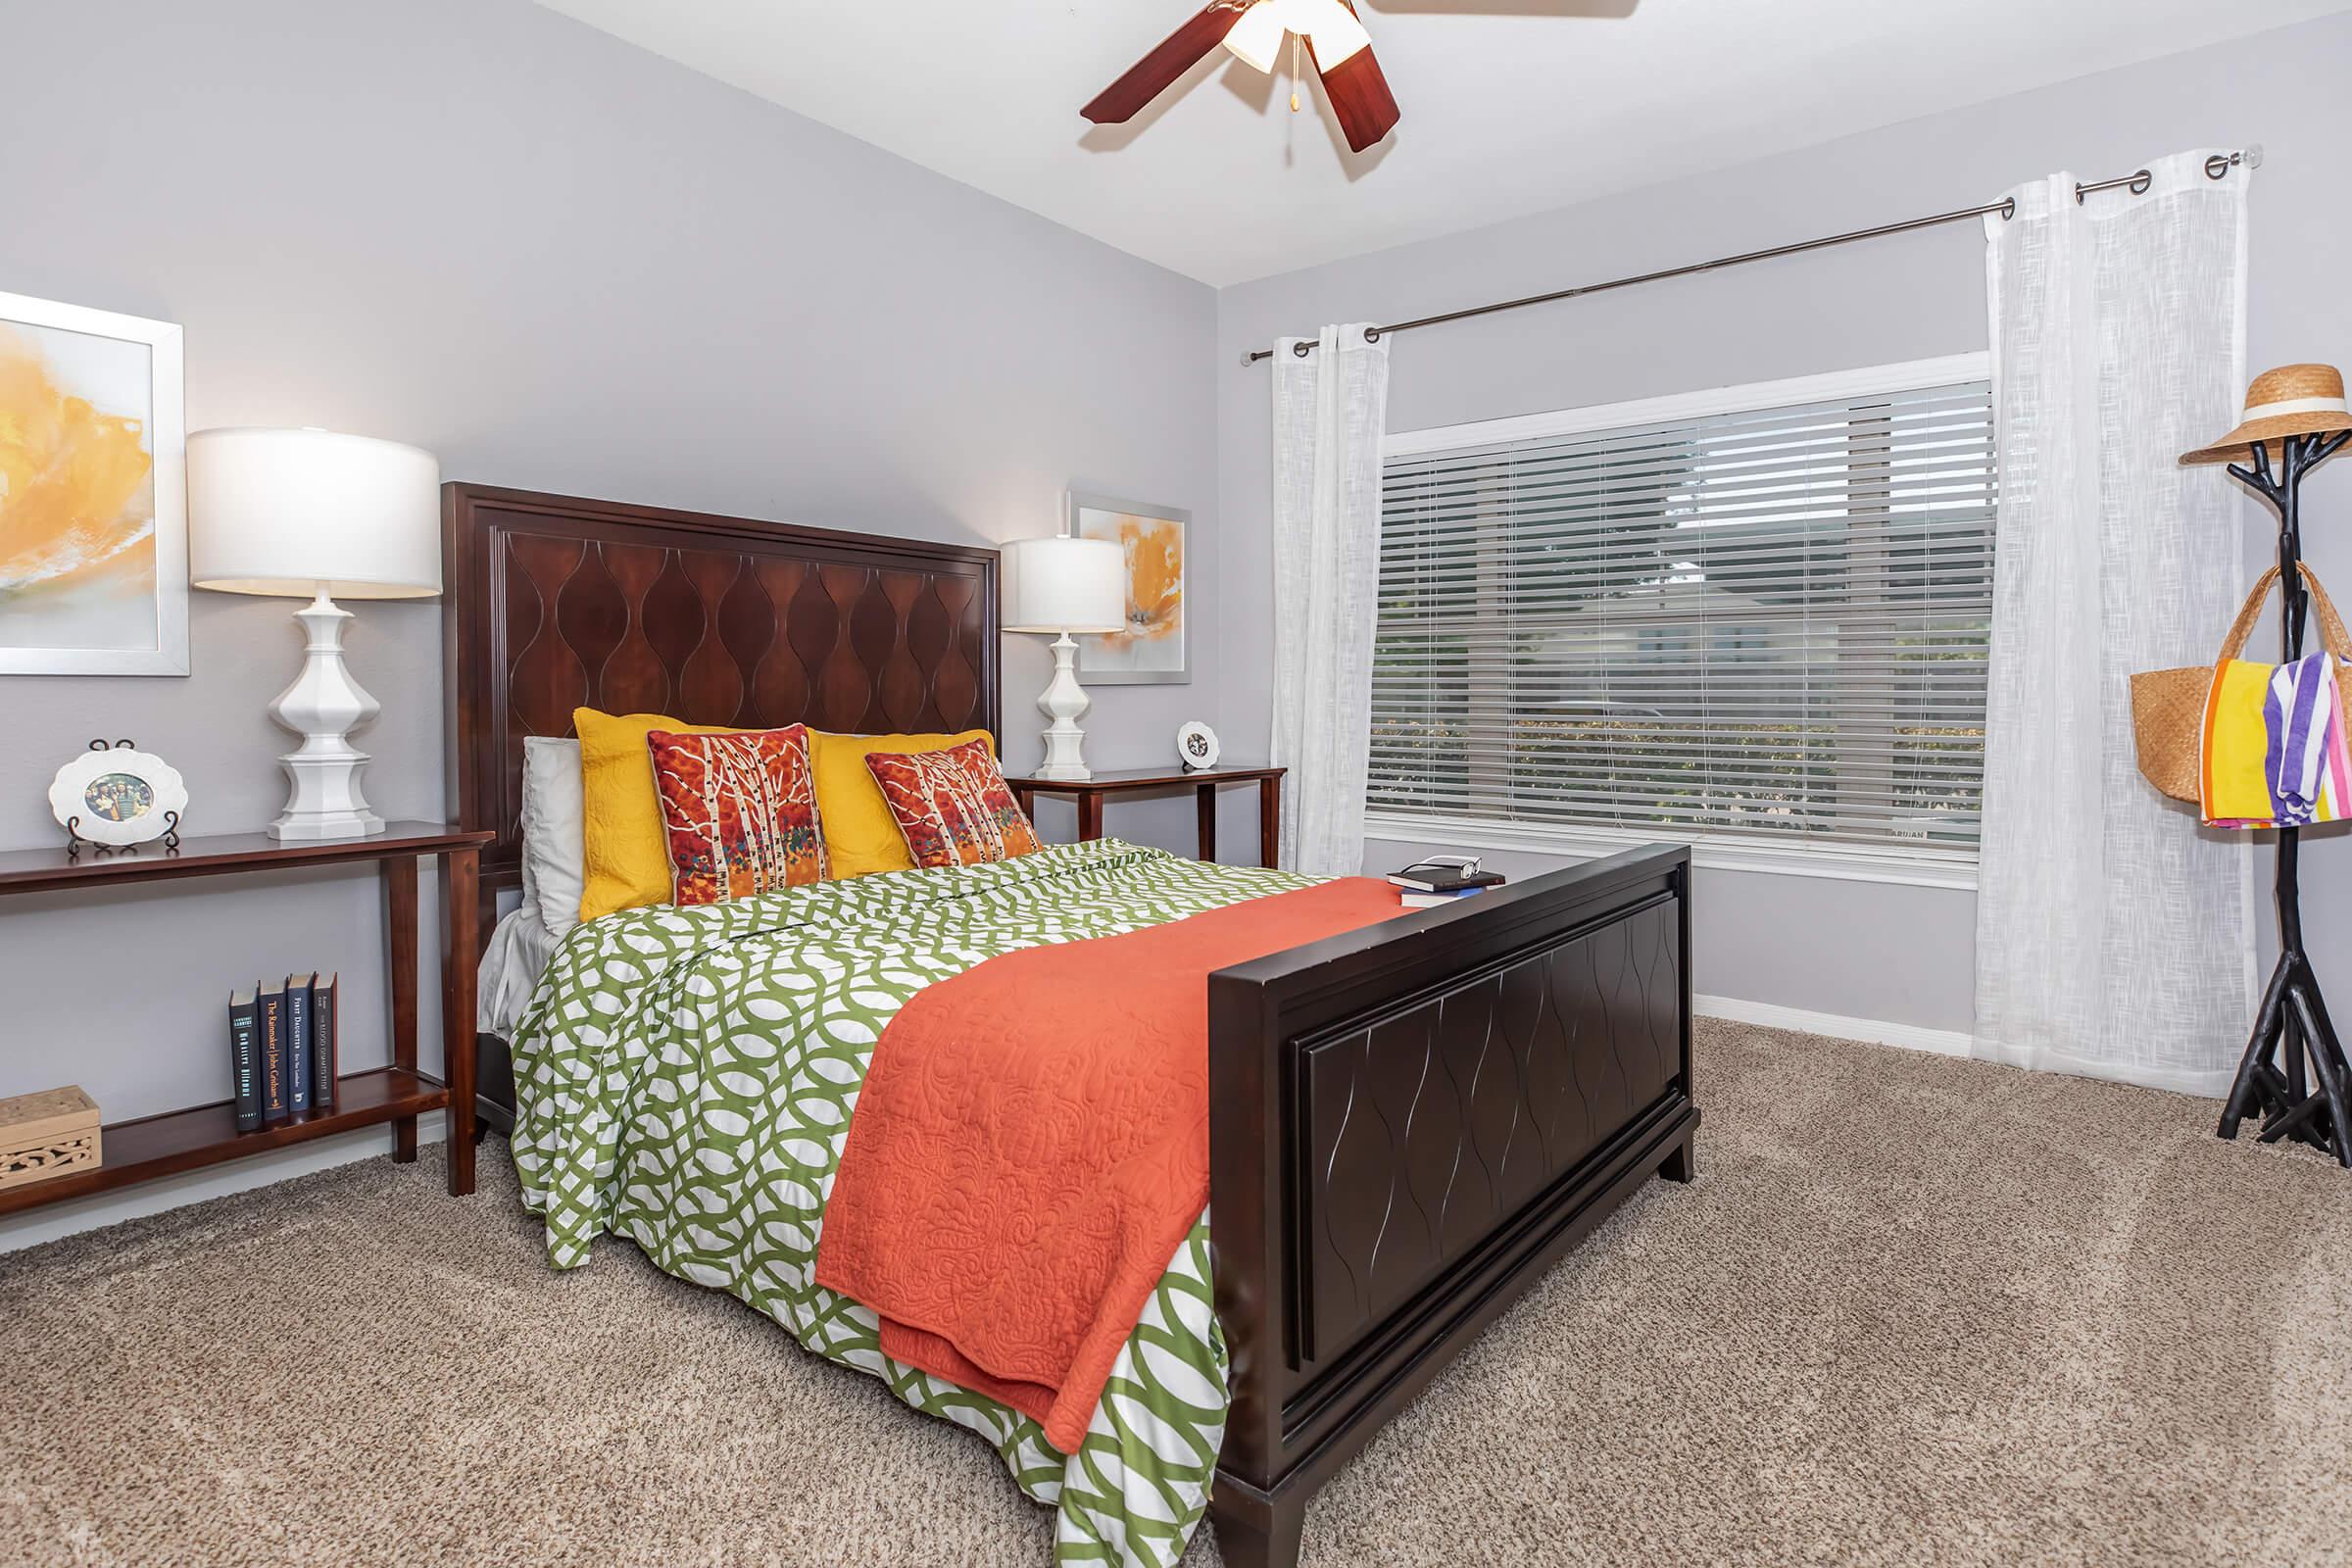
{"left": 1244, "top": 149, "right": 2258, "bottom": 365}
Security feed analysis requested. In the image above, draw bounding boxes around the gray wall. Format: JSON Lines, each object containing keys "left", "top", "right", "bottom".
{"left": 0, "top": 0, "right": 1219, "bottom": 1248}
{"left": 11, "top": 3, "right": 2348, "bottom": 1249}
{"left": 1217, "top": 12, "right": 2352, "bottom": 1035}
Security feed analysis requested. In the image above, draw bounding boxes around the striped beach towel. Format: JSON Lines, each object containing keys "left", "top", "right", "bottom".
{"left": 2201, "top": 649, "right": 2352, "bottom": 828}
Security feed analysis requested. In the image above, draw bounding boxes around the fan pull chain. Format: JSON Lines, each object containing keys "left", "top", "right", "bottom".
{"left": 1290, "top": 30, "right": 1301, "bottom": 113}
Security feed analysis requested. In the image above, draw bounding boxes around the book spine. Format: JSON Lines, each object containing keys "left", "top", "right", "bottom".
{"left": 260, "top": 991, "right": 289, "bottom": 1124}
{"left": 313, "top": 977, "right": 338, "bottom": 1111}
{"left": 288, "top": 976, "right": 313, "bottom": 1115}
{"left": 229, "top": 997, "right": 261, "bottom": 1134}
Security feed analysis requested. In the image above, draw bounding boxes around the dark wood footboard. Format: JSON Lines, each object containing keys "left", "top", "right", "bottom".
{"left": 1205, "top": 846, "right": 1697, "bottom": 1567}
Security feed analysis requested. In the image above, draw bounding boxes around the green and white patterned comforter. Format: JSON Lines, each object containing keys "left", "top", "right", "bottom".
{"left": 510, "top": 839, "right": 1316, "bottom": 1566}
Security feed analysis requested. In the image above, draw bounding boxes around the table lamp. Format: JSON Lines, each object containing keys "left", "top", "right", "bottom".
{"left": 1004, "top": 534, "right": 1125, "bottom": 780}
{"left": 187, "top": 427, "right": 441, "bottom": 840}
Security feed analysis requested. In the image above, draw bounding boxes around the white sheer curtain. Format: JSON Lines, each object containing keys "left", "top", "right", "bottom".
{"left": 1974, "top": 150, "right": 2256, "bottom": 1095}
{"left": 1271, "top": 323, "right": 1391, "bottom": 876}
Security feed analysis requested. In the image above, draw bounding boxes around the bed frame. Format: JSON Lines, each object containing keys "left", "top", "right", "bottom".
{"left": 444, "top": 483, "right": 1698, "bottom": 1568}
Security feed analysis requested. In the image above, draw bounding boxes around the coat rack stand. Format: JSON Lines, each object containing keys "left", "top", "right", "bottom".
{"left": 2216, "top": 430, "right": 2352, "bottom": 1165}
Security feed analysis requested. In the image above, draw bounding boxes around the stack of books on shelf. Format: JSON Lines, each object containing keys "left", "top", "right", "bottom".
{"left": 1388, "top": 857, "right": 1505, "bottom": 909}
{"left": 226, "top": 973, "right": 339, "bottom": 1133}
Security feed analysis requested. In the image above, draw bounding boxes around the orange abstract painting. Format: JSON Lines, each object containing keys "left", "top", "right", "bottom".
{"left": 0, "top": 293, "right": 184, "bottom": 674}
{"left": 1071, "top": 494, "right": 1188, "bottom": 684}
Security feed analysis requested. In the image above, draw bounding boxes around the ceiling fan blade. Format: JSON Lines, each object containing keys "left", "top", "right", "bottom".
{"left": 1082, "top": 2, "right": 1250, "bottom": 124}
{"left": 1306, "top": 33, "right": 1400, "bottom": 153}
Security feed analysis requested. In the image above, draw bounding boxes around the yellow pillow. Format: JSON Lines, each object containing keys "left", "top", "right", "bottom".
{"left": 573, "top": 707, "right": 738, "bottom": 922}
{"left": 809, "top": 728, "right": 995, "bottom": 878}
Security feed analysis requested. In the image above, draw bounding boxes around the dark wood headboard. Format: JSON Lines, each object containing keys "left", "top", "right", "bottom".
{"left": 442, "top": 482, "right": 999, "bottom": 938}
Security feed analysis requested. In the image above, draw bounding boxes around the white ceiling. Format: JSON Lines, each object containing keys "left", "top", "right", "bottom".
{"left": 535, "top": 0, "right": 2349, "bottom": 286}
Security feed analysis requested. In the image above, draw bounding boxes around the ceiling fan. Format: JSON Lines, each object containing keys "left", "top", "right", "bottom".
{"left": 1082, "top": 0, "right": 1401, "bottom": 154}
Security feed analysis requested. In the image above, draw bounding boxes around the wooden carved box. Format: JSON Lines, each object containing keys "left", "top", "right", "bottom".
{"left": 0, "top": 1086, "right": 101, "bottom": 1192}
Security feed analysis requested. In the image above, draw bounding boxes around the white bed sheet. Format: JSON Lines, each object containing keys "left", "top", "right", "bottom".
{"left": 478, "top": 901, "right": 560, "bottom": 1036}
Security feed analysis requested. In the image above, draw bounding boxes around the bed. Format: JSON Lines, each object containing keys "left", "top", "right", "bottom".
{"left": 446, "top": 483, "right": 1699, "bottom": 1568}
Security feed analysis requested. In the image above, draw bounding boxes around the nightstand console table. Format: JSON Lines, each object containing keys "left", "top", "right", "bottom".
{"left": 1006, "top": 765, "right": 1287, "bottom": 866}
{"left": 0, "top": 821, "right": 493, "bottom": 1218}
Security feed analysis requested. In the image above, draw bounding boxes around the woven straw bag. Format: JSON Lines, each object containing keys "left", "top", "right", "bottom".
{"left": 2131, "top": 564, "right": 2352, "bottom": 803}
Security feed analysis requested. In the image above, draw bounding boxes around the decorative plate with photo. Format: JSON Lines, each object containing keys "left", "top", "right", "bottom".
{"left": 48, "top": 742, "right": 188, "bottom": 847}
{"left": 1177, "top": 720, "right": 1220, "bottom": 771}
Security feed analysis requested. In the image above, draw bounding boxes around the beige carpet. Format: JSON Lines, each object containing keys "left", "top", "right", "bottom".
{"left": 6, "top": 1020, "right": 2351, "bottom": 1568}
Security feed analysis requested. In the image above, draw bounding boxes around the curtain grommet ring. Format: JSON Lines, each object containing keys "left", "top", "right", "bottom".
{"left": 1292, "top": 340, "right": 1312, "bottom": 358}
{"left": 1363, "top": 327, "right": 1382, "bottom": 344}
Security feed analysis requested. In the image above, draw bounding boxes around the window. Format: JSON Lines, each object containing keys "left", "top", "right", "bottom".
{"left": 1368, "top": 357, "right": 1996, "bottom": 876}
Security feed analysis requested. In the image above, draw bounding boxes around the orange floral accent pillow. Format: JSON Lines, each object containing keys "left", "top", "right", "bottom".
{"left": 646, "top": 724, "right": 828, "bottom": 905}
{"left": 864, "top": 737, "right": 1043, "bottom": 869}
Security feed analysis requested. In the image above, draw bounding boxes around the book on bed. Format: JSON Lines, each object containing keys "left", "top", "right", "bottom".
{"left": 1399, "top": 887, "right": 1491, "bottom": 909}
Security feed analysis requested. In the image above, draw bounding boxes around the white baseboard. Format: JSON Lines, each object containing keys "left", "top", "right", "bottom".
{"left": 1694, "top": 993, "right": 1973, "bottom": 1058}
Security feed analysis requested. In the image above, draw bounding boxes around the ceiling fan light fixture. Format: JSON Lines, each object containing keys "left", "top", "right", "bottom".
{"left": 1294, "top": 0, "right": 1370, "bottom": 66}
{"left": 1222, "top": 2, "right": 1285, "bottom": 73}
{"left": 1082, "top": 0, "right": 1396, "bottom": 148}
{"left": 1220, "top": 0, "right": 1370, "bottom": 74}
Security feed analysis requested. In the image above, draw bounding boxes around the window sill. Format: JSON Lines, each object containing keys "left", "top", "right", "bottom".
{"left": 1363, "top": 811, "right": 1979, "bottom": 892}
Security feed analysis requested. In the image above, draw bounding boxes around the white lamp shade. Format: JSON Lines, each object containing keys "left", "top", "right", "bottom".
{"left": 187, "top": 427, "right": 441, "bottom": 599}
{"left": 1004, "top": 536, "right": 1126, "bottom": 634}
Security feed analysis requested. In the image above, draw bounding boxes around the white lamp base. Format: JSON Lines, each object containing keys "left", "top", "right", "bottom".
{"left": 1033, "top": 631, "right": 1094, "bottom": 781}
{"left": 267, "top": 591, "right": 385, "bottom": 841}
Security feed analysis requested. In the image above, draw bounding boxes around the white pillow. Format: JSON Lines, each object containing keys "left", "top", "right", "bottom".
{"left": 521, "top": 736, "right": 585, "bottom": 939}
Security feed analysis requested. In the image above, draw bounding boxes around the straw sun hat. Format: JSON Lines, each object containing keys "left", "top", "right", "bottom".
{"left": 2180, "top": 363, "right": 2352, "bottom": 466}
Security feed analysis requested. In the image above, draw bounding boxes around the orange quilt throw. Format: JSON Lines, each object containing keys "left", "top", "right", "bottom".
{"left": 645, "top": 724, "right": 827, "bottom": 905}
{"left": 864, "top": 736, "right": 1041, "bottom": 868}
{"left": 813, "top": 876, "right": 1408, "bottom": 1453}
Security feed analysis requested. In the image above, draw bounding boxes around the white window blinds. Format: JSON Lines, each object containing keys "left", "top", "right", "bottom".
{"left": 1370, "top": 367, "right": 1997, "bottom": 856}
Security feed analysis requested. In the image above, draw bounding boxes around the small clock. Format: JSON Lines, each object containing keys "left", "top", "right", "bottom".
{"left": 1177, "top": 721, "right": 1220, "bottom": 771}
{"left": 49, "top": 741, "right": 188, "bottom": 849}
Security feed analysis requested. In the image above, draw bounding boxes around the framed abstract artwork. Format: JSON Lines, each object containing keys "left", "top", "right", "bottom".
{"left": 1067, "top": 490, "right": 1188, "bottom": 685}
{"left": 0, "top": 290, "right": 187, "bottom": 675}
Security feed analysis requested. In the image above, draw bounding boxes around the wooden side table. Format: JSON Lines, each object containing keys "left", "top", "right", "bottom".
{"left": 1006, "top": 766, "right": 1287, "bottom": 866}
{"left": 0, "top": 821, "right": 493, "bottom": 1217}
